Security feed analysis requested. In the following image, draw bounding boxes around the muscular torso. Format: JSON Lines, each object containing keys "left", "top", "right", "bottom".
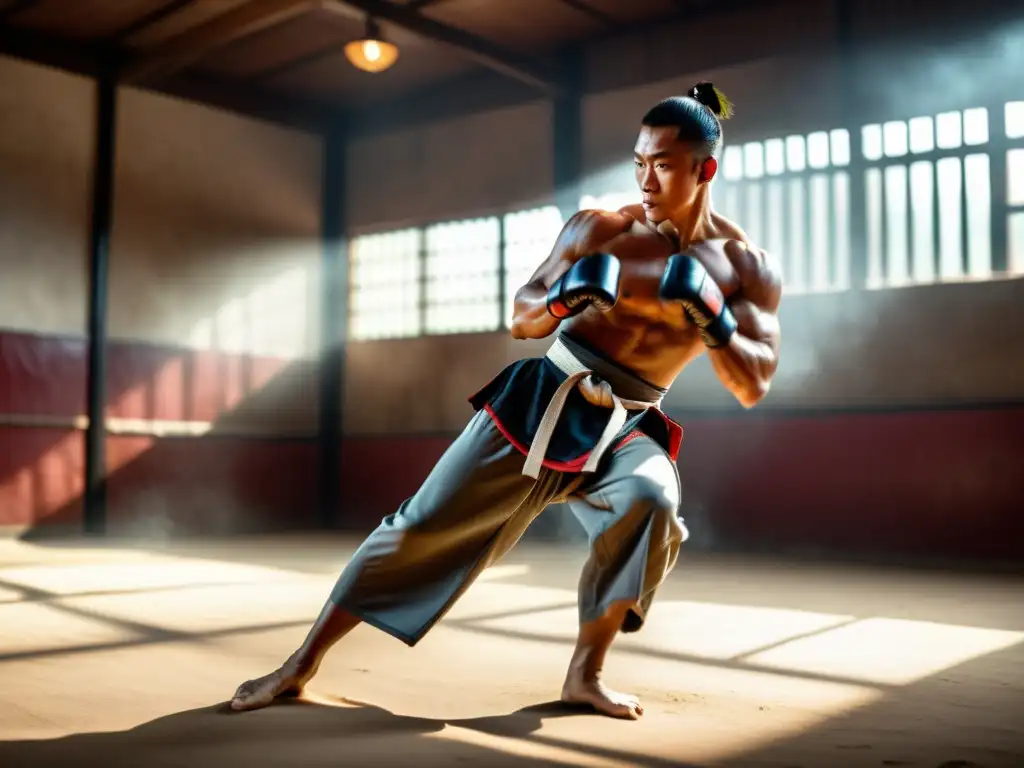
{"left": 562, "top": 206, "right": 745, "bottom": 389}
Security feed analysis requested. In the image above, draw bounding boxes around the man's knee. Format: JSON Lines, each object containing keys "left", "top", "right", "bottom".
{"left": 627, "top": 472, "right": 687, "bottom": 545}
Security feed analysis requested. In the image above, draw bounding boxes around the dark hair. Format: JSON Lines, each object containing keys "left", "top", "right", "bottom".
{"left": 640, "top": 81, "right": 734, "bottom": 158}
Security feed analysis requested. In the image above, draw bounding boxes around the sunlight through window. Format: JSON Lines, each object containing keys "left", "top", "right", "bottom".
{"left": 349, "top": 228, "right": 421, "bottom": 340}
{"left": 743, "top": 142, "right": 765, "bottom": 179}
{"left": 807, "top": 131, "right": 830, "bottom": 169}
{"left": 503, "top": 206, "right": 564, "bottom": 327}
{"left": 424, "top": 217, "right": 501, "bottom": 335}
{"left": 908, "top": 116, "right": 935, "bottom": 154}
{"left": 1006, "top": 101, "right": 1024, "bottom": 139}
{"left": 722, "top": 145, "right": 744, "bottom": 180}
{"left": 937, "top": 157, "right": 964, "bottom": 280}
{"left": 829, "top": 129, "right": 850, "bottom": 167}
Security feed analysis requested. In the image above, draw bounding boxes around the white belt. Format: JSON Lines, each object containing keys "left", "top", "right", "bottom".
{"left": 521, "top": 337, "right": 663, "bottom": 479}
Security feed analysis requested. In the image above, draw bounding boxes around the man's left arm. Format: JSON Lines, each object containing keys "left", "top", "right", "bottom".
{"left": 706, "top": 241, "right": 782, "bottom": 408}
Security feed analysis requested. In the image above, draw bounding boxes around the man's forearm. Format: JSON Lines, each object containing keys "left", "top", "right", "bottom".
{"left": 707, "top": 333, "right": 776, "bottom": 408}
{"left": 510, "top": 284, "right": 561, "bottom": 340}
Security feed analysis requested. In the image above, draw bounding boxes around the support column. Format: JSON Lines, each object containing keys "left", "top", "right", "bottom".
{"left": 83, "top": 66, "right": 118, "bottom": 536}
{"left": 836, "top": 0, "right": 867, "bottom": 290}
{"left": 553, "top": 50, "right": 584, "bottom": 221}
{"left": 318, "top": 127, "right": 347, "bottom": 529}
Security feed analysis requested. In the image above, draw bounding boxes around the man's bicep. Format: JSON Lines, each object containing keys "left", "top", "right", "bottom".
{"left": 726, "top": 239, "right": 783, "bottom": 313}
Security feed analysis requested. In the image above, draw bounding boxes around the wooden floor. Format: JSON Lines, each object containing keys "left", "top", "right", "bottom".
{"left": 0, "top": 533, "right": 1022, "bottom": 767}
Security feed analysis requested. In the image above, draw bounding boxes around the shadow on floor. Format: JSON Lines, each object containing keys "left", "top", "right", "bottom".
{"left": 0, "top": 697, "right": 694, "bottom": 768}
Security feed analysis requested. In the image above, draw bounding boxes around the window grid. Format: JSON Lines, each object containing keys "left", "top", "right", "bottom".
{"left": 861, "top": 107, "right": 997, "bottom": 288}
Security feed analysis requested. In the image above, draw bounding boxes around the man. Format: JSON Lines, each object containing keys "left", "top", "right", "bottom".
{"left": 231, "top": 81, "right": 782, "bottom": 720}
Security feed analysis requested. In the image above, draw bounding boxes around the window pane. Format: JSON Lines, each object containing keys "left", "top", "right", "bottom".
{"left": 1009, "top": 212, "right": 1024, "bottom": 275}
{"left": 1006, "top": 101, "right": 1024, "bottom": 139}
{"left": 743, "top": 142, "right": 764, "bottom": 179}
{"left": 832, "top": 172, "right": 850, "bottom": 290}
{"left": 964, "top": 153, "right": 991, "bottom": 279}
{"left": 963, "top": 107, "right": 989, "bottom": 146}
{"left": 883, "top": 121, "right": 908, "bottom": 158}
{"left": 862, "top": 124, "right": 883, "bottom": 161}
{"left": 786, "top": 135, "right": 807, "bottom": 172}
{"left": 807, "top": 131, "right": 830, "bottom": 169}
{"left": 909, "top": 116, "right": 935, "bottom": 154}
{"left": 865, "top": 168, "right": 883, "bottom": 288}
{"left": 909, "top": 161, "right": 935, "bottom": 284}
{"left": 786, "top": 178, "right": 807, "bottom": 291}
{"left": 936, "top": 111, "right": 963, "bottom": 150}
{"left": 884, "top": 165, "right": 909, "bottom": 286}
{"left": 1008, "top": 149, "right": 1024, "bottom": 206}
{"left": 722, "top": 145, "right": 744, "bottom": 180}
{"left": 829, "top": 129, "right": 850, "bottom": 167}
{"left": 809, "top": 174, "right": 830, "bottom": 289}
{"left": 765, "top": 138, "right": 786, "bottom": 175}
{"left": 937, "top": 157, "right": 963, "bottom": 280}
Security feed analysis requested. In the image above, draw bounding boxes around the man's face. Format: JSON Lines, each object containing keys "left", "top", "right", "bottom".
{"left": 633, "top": 125, "right": 704, "bottom": 224}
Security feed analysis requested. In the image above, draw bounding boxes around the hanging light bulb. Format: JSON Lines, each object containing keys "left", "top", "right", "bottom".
{"left": 344, "top": 18, "right": 399, "bottom": 73}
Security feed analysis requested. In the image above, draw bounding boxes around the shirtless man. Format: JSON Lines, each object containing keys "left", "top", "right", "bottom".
{"left": 230, "top": 81, "right": 782, "bottom": 720}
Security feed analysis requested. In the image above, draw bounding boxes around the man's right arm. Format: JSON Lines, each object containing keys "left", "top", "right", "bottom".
{"left": 510, "top": 209, "right": 632, "bottom": 340}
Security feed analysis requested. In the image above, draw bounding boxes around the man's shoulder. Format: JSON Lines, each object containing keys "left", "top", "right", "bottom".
{"left": 565, "top": 206, "right": 639, "bottom": 250}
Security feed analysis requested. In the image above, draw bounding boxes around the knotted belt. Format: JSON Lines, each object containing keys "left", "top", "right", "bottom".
{"left": 522, "top": 336, "right": 664, "bottom": 479}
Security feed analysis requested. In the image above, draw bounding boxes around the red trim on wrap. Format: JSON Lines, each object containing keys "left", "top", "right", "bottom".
{"left": 482, "top": 405, "right": 682, "bottom": 471}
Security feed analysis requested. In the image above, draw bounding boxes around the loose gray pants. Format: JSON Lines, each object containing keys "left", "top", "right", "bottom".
{"left": 331, "top": 409, "right": 688, "bottom": 646}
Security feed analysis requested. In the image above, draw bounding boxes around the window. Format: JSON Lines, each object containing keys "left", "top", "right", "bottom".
{"left": 424, "top": 217, "right": 501, "bottom": 334}
{"left": 349, "top": 228, "right": 421, "bottom": 340}
{"left": 713, "top": 128, "right": 851, "bottom": 294}
{"left": 503, "top": 206, "right": 564, "bottom": 327}
{"left": 862, "top": 107, "right": 995, "bottom": 286}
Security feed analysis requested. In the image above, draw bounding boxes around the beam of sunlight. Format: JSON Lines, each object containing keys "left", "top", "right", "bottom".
{"left": 56, "top": 577, "right": 329, "bottom": 635}
{"left": 0, "top": 559, "right": 298, "bottom": 597}
{"left": 0, "top": 602, "right": 144, "bottom": 656}
{"left": 468, "top": 596, "right": 857, "bottom": 662}
{"left": 428, "top": 725, "right": 627, "bottom": 768}
{"left": 744, "top": 616, "right": 1024, "bottom": 686}
{"left": 475, "top": 564, "right": 532, "bottom": 583}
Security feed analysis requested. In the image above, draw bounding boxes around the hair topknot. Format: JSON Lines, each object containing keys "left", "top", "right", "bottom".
{"left": 690, "top": 82, "right": 734, "bottom": 120}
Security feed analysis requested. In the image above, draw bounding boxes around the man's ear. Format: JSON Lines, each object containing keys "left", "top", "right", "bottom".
{"left": 699, "top": 156, "right": 718, "bottom": 184}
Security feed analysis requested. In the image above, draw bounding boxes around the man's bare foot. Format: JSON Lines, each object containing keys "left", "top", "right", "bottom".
{"left": 231, "top": 655, "right": 313, "bottom": 712}
{"left": 561, "top": 673, "right": 644, "bottom": 720}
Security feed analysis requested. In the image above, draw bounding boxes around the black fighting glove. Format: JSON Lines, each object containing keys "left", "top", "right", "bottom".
{"left": 659, "top": 254, "right": 737, "bottom": 347}
{"left": 546, "top": 252, "right": 621, "bottom": 319}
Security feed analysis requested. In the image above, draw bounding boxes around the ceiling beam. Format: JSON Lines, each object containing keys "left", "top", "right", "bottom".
{"left": 120, "top": 0, "right": 321, "bottom": 85}
{"left": 323, "top": 0, "right": 561, "bottom": 95}
{"left": 0, "top": 23, "right": 104, "bottom": 76}
{"left": 556, "top": 0, "right": 618, "bottom": 29}
{"left": 0, "top": 0, "right": 40, "bottom": 23}
{"left": 110, "top": 0, "right": 200, "bottom": 42}
{"left": 153, "top": 69, "right": 337, "bottom": 132}
{"left": 405, "top": 0, "right": 452, "bottom": 9}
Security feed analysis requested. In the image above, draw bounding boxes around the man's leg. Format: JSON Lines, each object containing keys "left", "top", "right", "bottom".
{"left": 231, "top": 409, "right": 569, "bottom": 711}
{"left": 561, "top": 436, "right": 688, "bottom": 719}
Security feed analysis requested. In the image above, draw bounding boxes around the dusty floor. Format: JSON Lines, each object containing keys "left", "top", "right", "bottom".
{"left": 0, "top": 533, "right": 1022, "bottom": 768}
